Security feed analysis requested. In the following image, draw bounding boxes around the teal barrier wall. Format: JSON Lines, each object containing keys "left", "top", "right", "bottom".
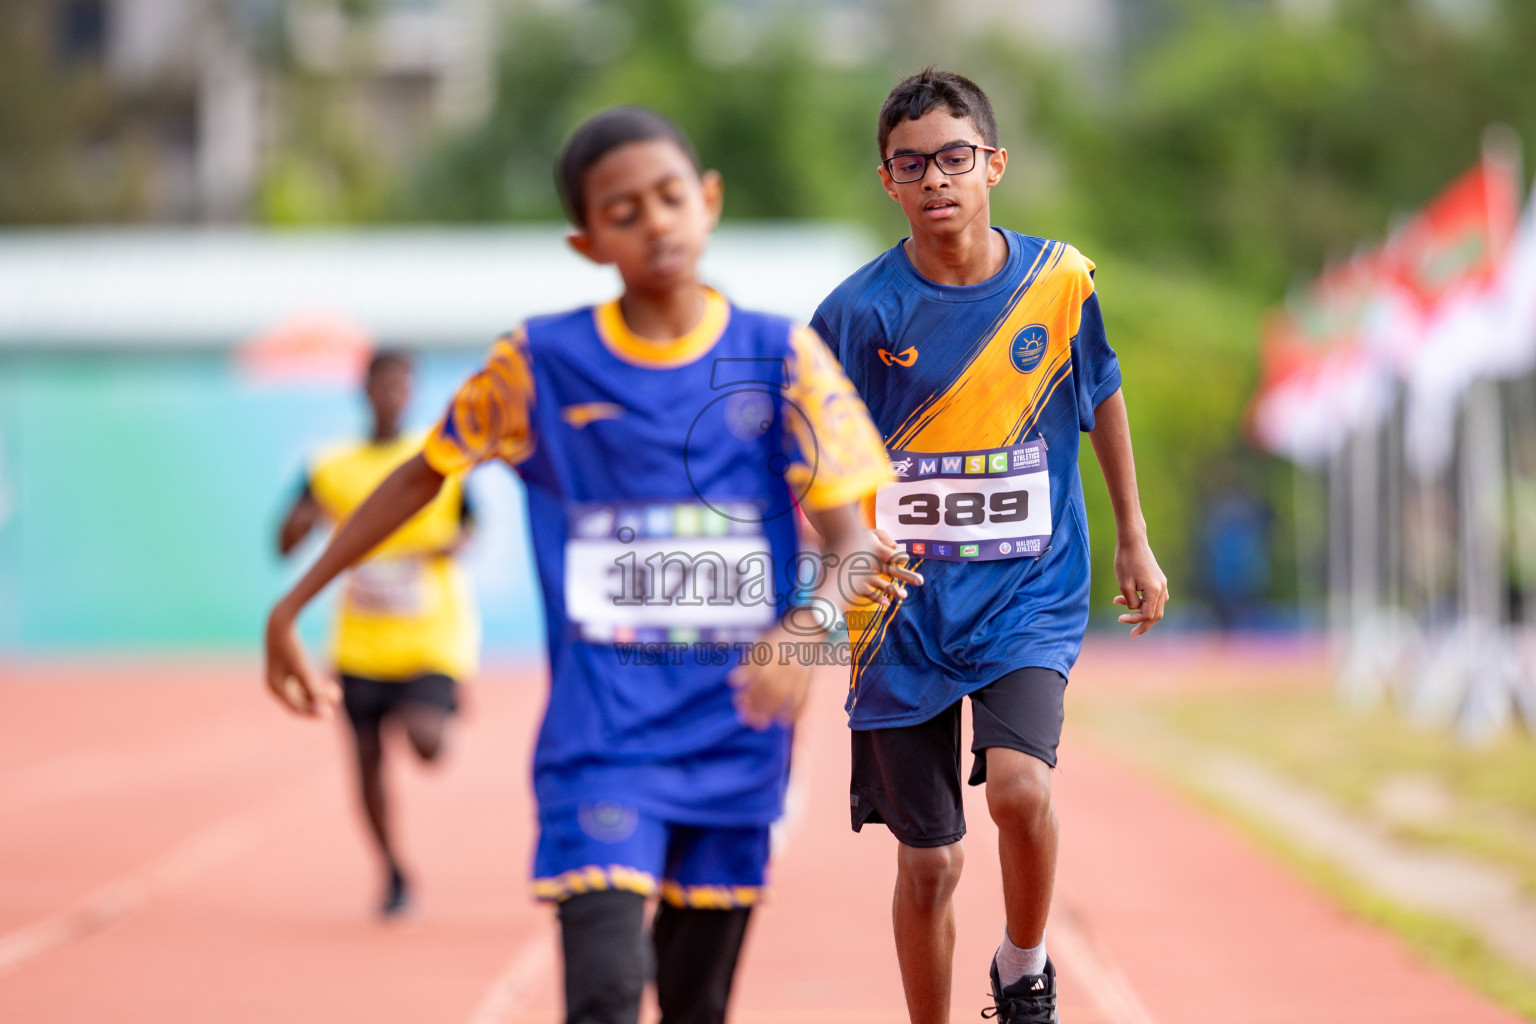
{"left": 0, "top": 351, "right": 543, "bottom": 654}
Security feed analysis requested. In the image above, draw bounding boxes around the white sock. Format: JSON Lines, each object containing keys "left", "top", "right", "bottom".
{"left": 994, "top": 927, "right": 1047, "bottom": 987}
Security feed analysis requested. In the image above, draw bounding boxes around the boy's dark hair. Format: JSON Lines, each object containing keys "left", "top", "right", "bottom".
{"left": 556, "top": 106, "right": 701, "bottom": 227}
{"left": 367, "top": 348, "right": 412, "bottom": 379}
{"left": 877, "top": 68, "right": 998, "bottom": 158}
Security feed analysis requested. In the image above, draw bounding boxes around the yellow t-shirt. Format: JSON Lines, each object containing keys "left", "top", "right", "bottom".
{"left": 307, "top": 430, "right": 479, "bottom": 681}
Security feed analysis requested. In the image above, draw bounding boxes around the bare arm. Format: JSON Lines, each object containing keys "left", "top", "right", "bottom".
{"left": 1087, "top": 389, "right": 1168, "bottom": 636}
{"left": 431, "top": 492, "right": 476, "bottom": 559}
{"left": 264, "top": 453, "right": 447, "bottom": 715}
{"left": 276, "top": 485, "right": 323, "bottom": 557}
{"left": 728, "top": 503, "right": 923, "bottom": 729}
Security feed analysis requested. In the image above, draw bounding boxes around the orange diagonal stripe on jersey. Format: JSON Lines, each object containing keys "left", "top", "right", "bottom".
{"left": 886, "top": 243, "right": 1062, "bottom": 451}
{"left": 1004, "top": 346, "right": 1073, "bottom": 442}
{"left": 888, "top": 250, "right": 1081, "bottom": 453}
{"left": 849, "top": 568, "right": 916, "bottom": 698}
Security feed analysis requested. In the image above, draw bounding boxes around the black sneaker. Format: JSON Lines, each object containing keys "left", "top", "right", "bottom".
{"left": 982, "top": 956, "right": 1058, "bottom": 1023}
{"left": 380, "top": 865, "right": 411, "bottom": 918}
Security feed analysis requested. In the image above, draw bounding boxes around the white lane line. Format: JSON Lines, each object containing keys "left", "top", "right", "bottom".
{"left": 0, "top": 811, "right": 262, "bottom": 977}
{"left": 1049, "top": 893, "right": 1159, "bottom": 1024}
{"left": 0, "top": 775, "right": 327, "bottom": 978}
{"left": 464, "top": 933, "right": 558, "bottom": 1024}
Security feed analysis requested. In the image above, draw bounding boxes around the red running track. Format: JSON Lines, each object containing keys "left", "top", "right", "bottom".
{"left": 0, "top": 643, "right": 1522, "bottom": 1024}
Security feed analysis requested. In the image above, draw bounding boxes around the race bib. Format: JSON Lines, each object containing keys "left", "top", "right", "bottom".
{"left": 564, "top": 501, "right": 777, "bottom": 643}
{"left": 876, "top": 441, "right": 1052, "bottom": 562}
{"left": 345, "top": 557, "right": 427, "bottom": 615}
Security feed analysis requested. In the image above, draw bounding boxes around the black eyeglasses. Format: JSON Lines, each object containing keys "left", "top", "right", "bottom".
{"left": 880, "top": 144, "right": 998, "bottom": 184}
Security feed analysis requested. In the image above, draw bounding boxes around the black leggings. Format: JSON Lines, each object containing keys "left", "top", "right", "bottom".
{"left": 557, "top": 890, "right": 753, "bottom": 1024}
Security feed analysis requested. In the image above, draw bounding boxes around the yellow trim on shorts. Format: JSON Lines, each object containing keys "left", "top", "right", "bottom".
{"left": 531, "top": 864, "right": 658, "bottom": 903}
{"left": 658, "top": 881, "right": 768, "bottom": 909}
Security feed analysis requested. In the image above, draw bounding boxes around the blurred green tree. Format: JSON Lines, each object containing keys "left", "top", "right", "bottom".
{"left": 401, "top": 0, "right": 897, "bottom": 229}
{"left": 1012, "top": 0, "right": 1536, "bottom": 296}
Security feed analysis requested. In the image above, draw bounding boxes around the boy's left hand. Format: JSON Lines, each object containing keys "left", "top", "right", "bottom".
{"left": 1112, "top": 539, "right": 1169, "bottom": 637}
{"left": 869, "top": 528, "right": 924, "bottom": 596}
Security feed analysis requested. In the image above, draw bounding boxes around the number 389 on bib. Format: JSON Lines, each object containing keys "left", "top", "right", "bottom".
{"left": 875, "top": 441, "right": 1052, "bottom": 562}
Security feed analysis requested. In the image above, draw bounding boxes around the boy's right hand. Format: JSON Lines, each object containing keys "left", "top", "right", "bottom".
{"left": 264, "top": 602, "right": 339, "bottom": 717}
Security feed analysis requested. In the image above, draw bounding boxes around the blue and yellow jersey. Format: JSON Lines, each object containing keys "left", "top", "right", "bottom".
{"left": 423, "top": 288, "right": 891, "bottom": 825}
{"left": 307, "top": 430, "right": 480, "bottom": 681}
{"left": 812, "top": 230, "right": 1122, "bottom": 728}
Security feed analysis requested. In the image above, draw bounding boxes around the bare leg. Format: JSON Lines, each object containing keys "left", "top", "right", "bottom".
{"left": 398, "top": 702, "right": 451, "bottom": 763}
{"left": 984, "top": 747, "right": 1057, "bottom": 950}
{"left": 350, "top": 719, "right": 398, "bottom": 873}
{"left": 892, "top": 841, "right": 965, "bottom": 1024}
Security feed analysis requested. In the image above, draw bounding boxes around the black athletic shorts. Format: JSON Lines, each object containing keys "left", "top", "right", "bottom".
{"left": 339, "top": 673, "right": 459, "bottom": 731}
{"left": 849, "top": 666, "right": 1066, "bottom": 848}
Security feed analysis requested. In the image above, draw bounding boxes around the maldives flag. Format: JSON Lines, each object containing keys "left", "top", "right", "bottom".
{"left": 1360, "top": 154, "right": 1519, "bottom": 373}
{"left": 1401, "top": 162, "right": 1531, "bottom": 477}
{"left": 1250, "top": 250, "right": 1385, "bottom": 463}
{"left": 1387, "top": 154, "right": 1520, "bottom": 312}
{"left": 1254, "top": 151, "right": 1523, "bottom": 464}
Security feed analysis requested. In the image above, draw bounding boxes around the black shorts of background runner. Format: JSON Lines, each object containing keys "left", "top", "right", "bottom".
{"left": 849, "top": 666, "right": 1066, "bottom": 848}
{"left": 339, "top": 672, "right": 459, "bottom": 732}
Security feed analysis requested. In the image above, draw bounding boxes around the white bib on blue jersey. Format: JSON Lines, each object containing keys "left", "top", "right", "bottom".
{"left": 875, "top": 440, "right": 1052, "bottom": 561}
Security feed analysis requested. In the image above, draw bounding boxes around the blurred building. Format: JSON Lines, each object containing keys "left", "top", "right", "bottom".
{"left": 5, "top": 0, "right": 497, "bottom": 222}
{"left": 2, "top": 0, "right": 1154, "bottom": 225}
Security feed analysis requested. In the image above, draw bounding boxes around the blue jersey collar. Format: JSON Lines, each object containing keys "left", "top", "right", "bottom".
{"left": 891, "top": 227, "right": 1021, "bottom": 302}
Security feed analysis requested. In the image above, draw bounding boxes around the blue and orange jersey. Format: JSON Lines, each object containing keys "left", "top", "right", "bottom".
{"left": 423, "top": 288, "right": 891, "bottom": 825}
{"left": 812, "top": 230, "right": 1122, "bottom": 728}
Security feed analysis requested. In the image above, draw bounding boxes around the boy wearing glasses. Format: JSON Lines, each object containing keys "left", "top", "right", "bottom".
{"left": 811, "top": 69, "right": 1169, "bottom": 1023}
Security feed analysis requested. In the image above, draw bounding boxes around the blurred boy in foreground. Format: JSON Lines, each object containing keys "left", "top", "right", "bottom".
{"left": 265, "top": 107, "right": 914, "bottom": 1024}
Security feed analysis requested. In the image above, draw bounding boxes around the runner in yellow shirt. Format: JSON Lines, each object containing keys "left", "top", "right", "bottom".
{"left": 276, "top": 349, "right": 480, "bottom": 916}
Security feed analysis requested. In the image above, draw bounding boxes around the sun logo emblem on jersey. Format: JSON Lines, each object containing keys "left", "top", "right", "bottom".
{"left": 878, "top": 346, "right": 919, "bottom": 367}
{"left": 1010, "top": 325, "right": 1048, "bottom": 374}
